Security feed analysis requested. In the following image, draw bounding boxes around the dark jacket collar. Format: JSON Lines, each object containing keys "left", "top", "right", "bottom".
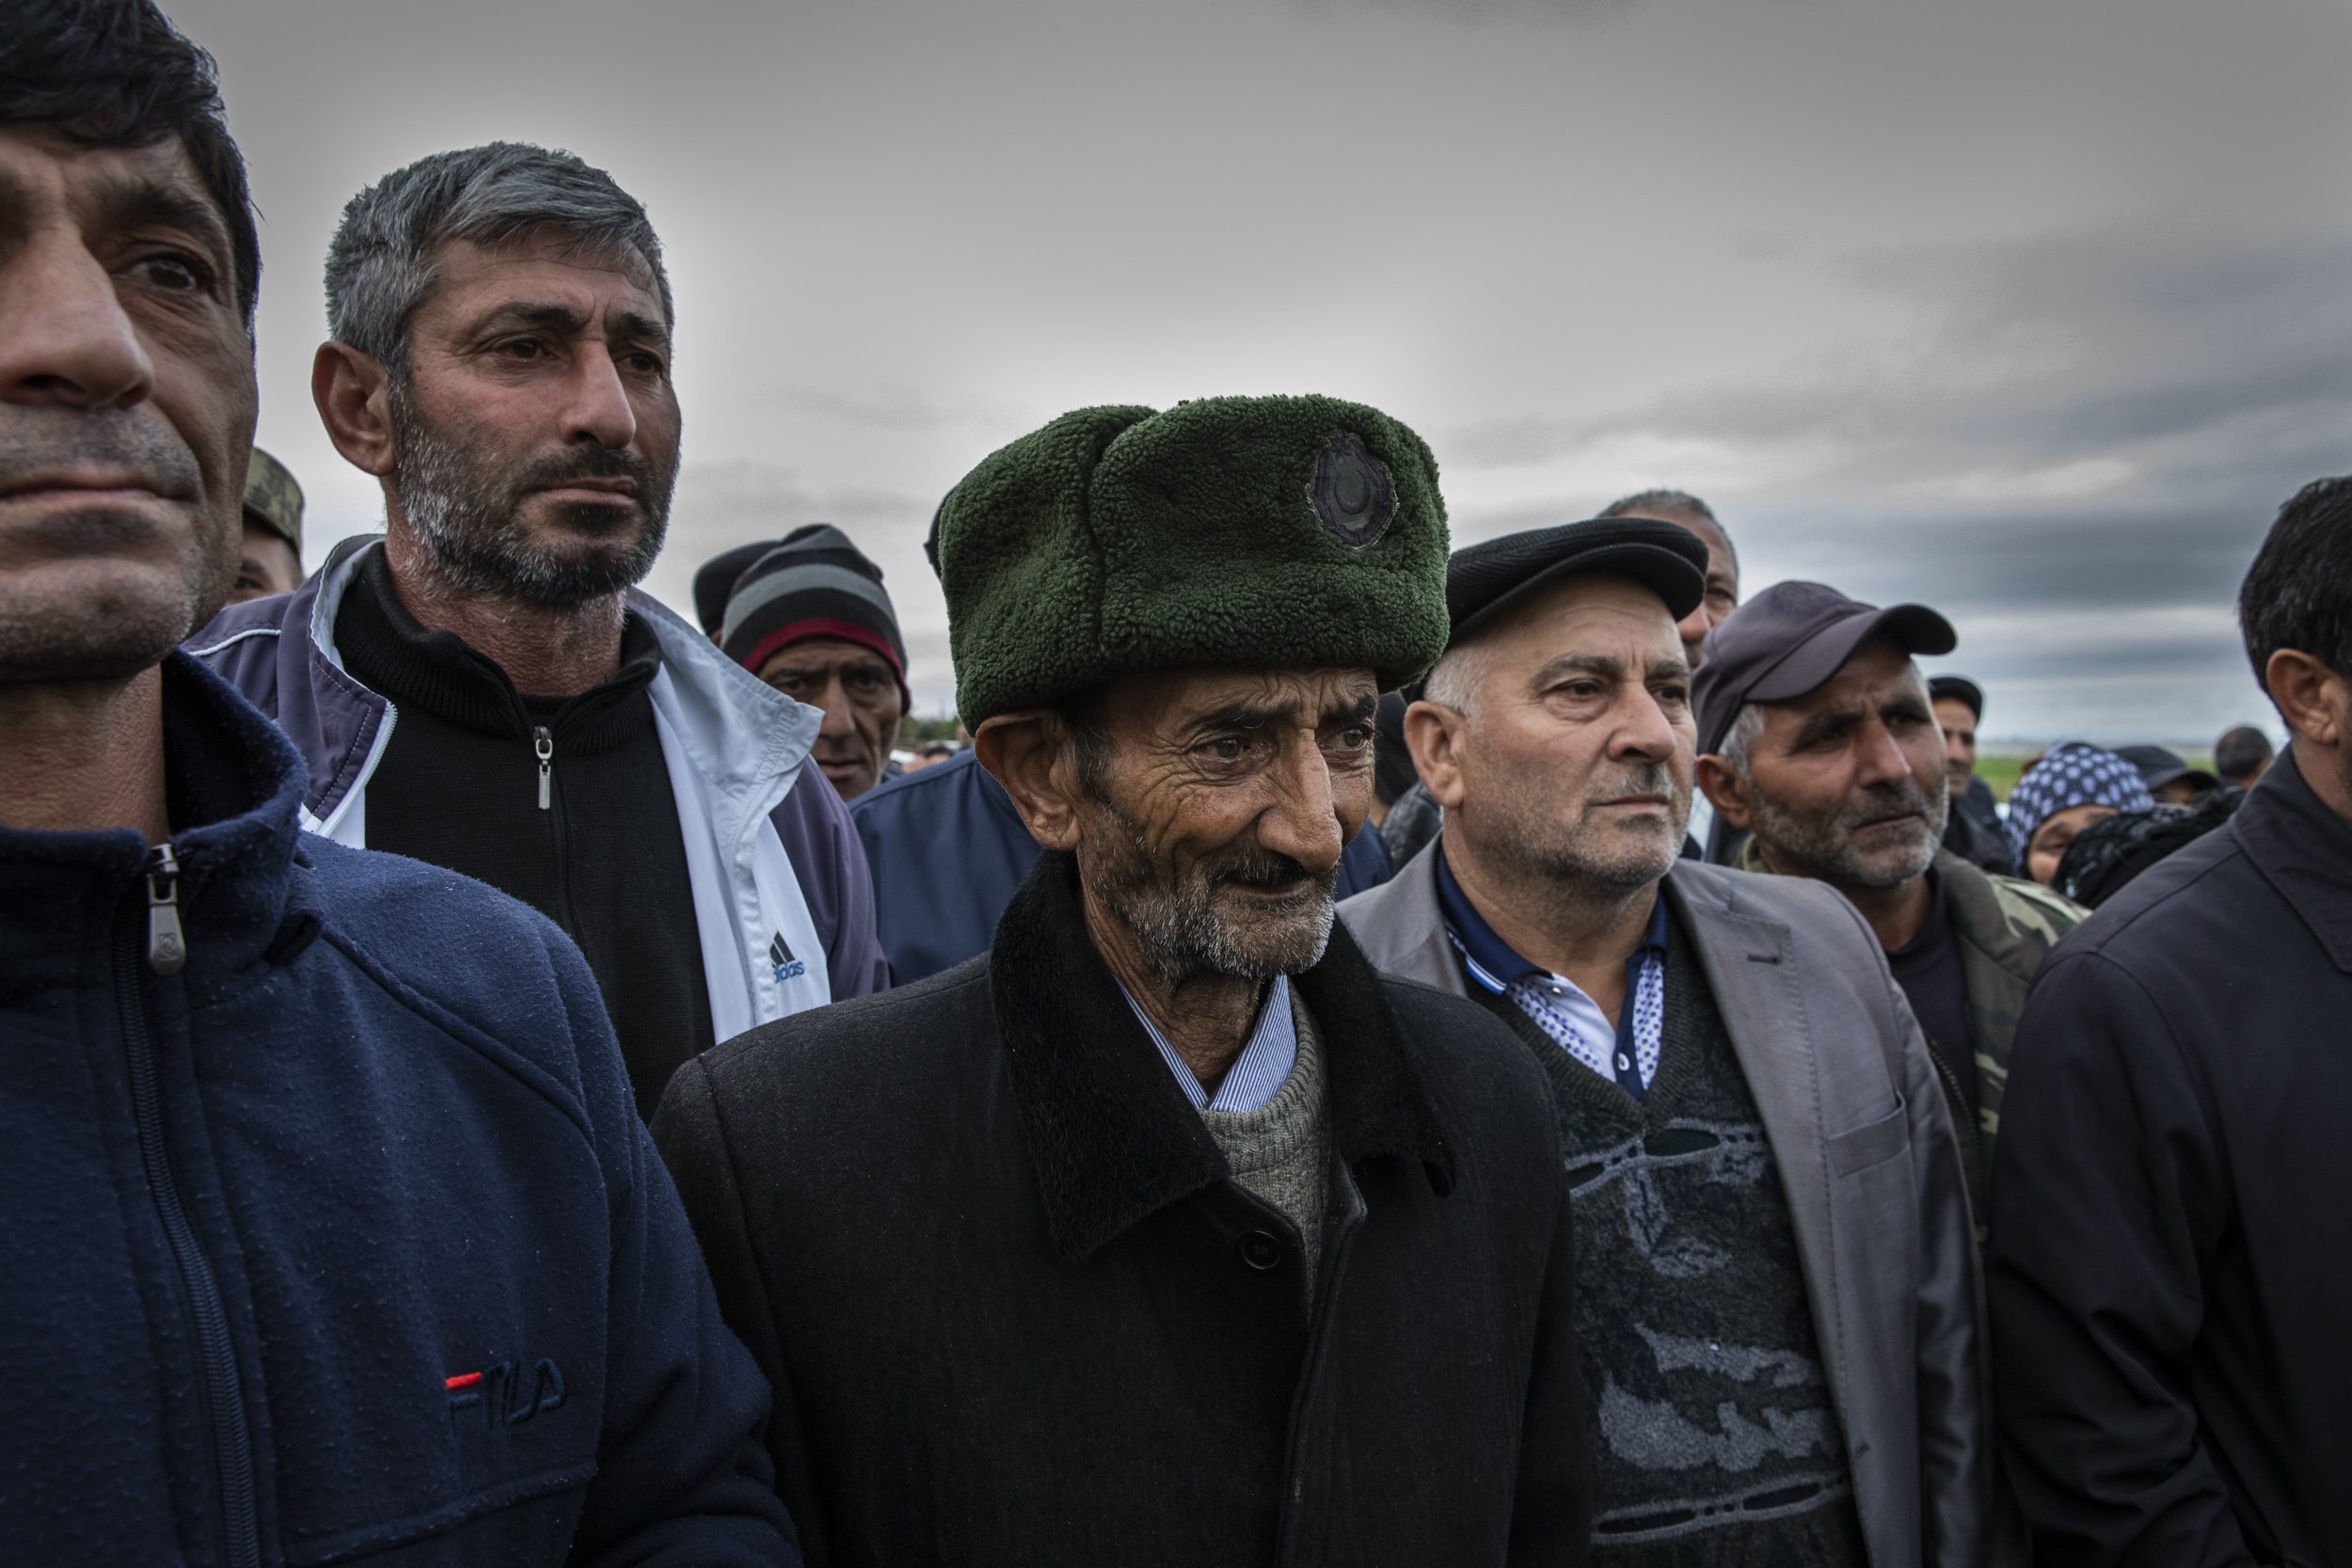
{"left": 0, "top": 652, "right": 310, "bottom": 1001}
{"left": 991, "top": 851, "right": 1455, "bottom": 1262}
{"left": 2232, "top": 743, "right": 2352, "bottom": 973}
{"left": 335, "top": 546, "right": 663, "bottom": 748}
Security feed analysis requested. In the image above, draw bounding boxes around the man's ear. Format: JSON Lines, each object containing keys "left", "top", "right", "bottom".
{"left": 1404, "top": 699, "right": 1469, "bottom": 811}
{"left": 975, "top": 709, "right": 1086, "bottom": 852}
{"left": 1694, "top": 754, "right": 1756, "bottom": 831}
{"left": 2265, "top": 649, "right": 2352, "bottom": 749}
{"left": 312, "top": 341, "right": 398, "bottom": 480}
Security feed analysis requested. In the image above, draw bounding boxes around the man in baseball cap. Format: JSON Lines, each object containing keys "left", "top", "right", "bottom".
{"left": 656, "top": 396, "right": 1590, "bottom": 1566}
{"left": 1343, "top": 536, "right": 1993, "bottom": 1566}
{"left": 1693, "top": 580, "right": 2083, "bottom": 1224}
{"left": 227, "top": 446, "right": 304, "bottom": 602}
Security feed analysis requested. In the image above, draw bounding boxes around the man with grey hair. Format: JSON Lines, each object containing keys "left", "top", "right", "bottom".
{"left": 1692, "top": 581, "right": 2083, "bottom": 1226}
{"left": 1597, "top": 488, "right": 1741, "bottom": 859}
{"left": 191, "top": 143, "right": 884, "bottom": 1117}
{"left": 1341, "top": 525, "right": 1994, "bottom": 1568}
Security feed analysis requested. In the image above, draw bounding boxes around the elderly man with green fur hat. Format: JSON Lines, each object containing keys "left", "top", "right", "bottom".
{"left": 654, "top": 395, "right": 1593, "bottom": 1568}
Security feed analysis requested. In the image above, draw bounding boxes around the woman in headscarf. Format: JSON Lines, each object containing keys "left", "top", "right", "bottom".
{"left": 2004, "top": 741, "right": 2158, "bottom": 885}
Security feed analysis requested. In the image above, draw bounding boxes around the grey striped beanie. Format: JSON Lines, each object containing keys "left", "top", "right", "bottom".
{"left": 718, "top": 525, "right": 908, "bottom": 702}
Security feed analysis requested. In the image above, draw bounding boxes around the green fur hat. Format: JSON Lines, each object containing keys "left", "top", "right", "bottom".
{"left": 940, "top": 395, "right": 1452, "bottom": 721}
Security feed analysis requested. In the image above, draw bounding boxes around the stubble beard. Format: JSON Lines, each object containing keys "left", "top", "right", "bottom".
{"left": 1486, "top": 760, "right": 1692, "bottom": 895}
{"left": 0, "top": 407, "right": 229, "bottom": 683}
{"left": 388, "top": 383, "right": 675, "bottom": 610}
{"left": 1082, "top": 796, "right": 1339, "bottom": 986}
{"left": 1750, "top": 771, "right": 1950, "bottom": 890}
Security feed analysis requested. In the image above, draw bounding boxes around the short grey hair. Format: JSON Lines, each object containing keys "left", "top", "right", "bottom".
{"left": 1598, "top": 487, "right": 1739, "bottom": 573}
{"left": 1715, "top": 702, "right": 1767, "bottom": 778}
{"left": 1420, "top": 642, "right": 1486, "bottom": 717}
{"left": 325, "top": 142, "right": 672, "bottom": 378}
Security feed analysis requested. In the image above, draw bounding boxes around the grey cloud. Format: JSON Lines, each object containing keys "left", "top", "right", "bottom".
{"left": 755, "top": 384, "right": 1036, "bottom": 434}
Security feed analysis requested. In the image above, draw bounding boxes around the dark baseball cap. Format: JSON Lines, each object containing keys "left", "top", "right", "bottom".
{"left": 1927, "top": 674, "right": 1984, "bottom": 720}
{"left": 2114, "top": 744, "right": 2219, "bottom": 796}
{"left": 1692, "top": 580, "right": 1957, "bottom": 755}
{"left": 1445, "top": 517, "right": 1708, "bottom": 650}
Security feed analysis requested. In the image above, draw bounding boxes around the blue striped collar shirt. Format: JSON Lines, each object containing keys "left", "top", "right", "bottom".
{"left": 1435, "top": 846, "right": 1669, "bottom": 1099}
{"left": 1121, "top": 973, "right": 1298, "bottom": 1113}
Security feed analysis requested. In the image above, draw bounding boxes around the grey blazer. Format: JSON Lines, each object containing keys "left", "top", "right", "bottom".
{"left": 1341, "top": 842, "right": 1994, "bottom": 1568}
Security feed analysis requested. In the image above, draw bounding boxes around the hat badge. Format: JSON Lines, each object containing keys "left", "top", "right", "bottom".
{"left": 1309, "top": 433, "right": 1396, "bottom": 549}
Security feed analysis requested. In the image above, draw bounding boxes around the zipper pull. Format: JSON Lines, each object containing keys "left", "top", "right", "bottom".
{"left": 534, "top": 725, "right": 554, "bottom": 811}
{"left": 145, "top": 842, "right": 186, "bottom": 974}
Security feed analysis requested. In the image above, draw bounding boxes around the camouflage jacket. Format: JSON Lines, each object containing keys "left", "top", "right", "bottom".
{"left": 1737, "top": 843, "right": 2084, "bottom": 1224}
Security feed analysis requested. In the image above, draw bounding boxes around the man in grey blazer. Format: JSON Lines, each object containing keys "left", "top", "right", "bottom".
{"left": 1340, "top": 518, "right": 1993, "bottom": 1568}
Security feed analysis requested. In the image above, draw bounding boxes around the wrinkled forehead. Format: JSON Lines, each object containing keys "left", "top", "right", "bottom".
{"left": 1104, "top": 665, "right": 1380, "bottom": 735}
{"left": 1486, "top": 573, "right": 1688, "bottom": 668}
{"left": 763, "top": 635, "right": 896, "bottom": 674}
{"left": 416, "top": 229, "right": 668, "bottom": 329}
{"left": 0, "top": 126, "right": 230, "bottom": 259}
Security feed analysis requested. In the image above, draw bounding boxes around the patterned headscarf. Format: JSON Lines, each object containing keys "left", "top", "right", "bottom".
{"left": 2005, "top": 741, "right": 2157, "bottom": 861}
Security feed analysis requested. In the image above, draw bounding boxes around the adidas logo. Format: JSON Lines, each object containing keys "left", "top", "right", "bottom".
{"left": 769, "top": 931, "right": 807, "bottom": 983}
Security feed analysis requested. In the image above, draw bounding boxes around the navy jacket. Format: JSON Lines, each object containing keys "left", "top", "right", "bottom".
{"left": 1990, "top": 746, "right": 2352, "bottom": 1566}
{"left": 0, "top": 655, "right": 797, "bottom": 1566}
{"left": 850, "top": 748, "right": 1395, "bottom": 983}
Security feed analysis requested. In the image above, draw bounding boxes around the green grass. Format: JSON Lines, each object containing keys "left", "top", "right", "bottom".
{"left": 1974, "top": 749, "right": 2213, "bottom": 802}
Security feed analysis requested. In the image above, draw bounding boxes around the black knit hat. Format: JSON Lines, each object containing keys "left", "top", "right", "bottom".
{"left": 719, "top": 525, "right": 909, "bottom": 703}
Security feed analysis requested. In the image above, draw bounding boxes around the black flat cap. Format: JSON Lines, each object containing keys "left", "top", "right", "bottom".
{"left": 1928, "top": 674, "right": 1984, "bottom": 719}
{"left": 1446, "top": 517, "right": 1708, "bottom": 649}
{"left": 1692, "top": 580, "right": 1956, "bottom": 755}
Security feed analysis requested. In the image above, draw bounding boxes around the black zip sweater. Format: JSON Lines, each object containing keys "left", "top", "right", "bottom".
{"left": 335, "top": 551, "right": 713, "bottom": 1115}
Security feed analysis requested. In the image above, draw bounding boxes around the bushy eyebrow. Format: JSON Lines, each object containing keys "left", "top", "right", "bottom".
{"left": 471, "top": 300, "right": 670, "bottom": 350}
{"left": 0, "top": 165, "right": 231, "bottom": 271}
{"left": 1528, "top": 652, "right": 1690, "bottom": 688}
{"left": 1185, "top": 691, "right": 1375, "bottom": 737}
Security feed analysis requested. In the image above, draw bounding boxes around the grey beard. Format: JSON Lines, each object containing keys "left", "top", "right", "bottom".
{"left": 1749, "top": 771, "right": 1950, "bottom": 889}
{"left": 1085, "top": 805, "right": 1338, "bottom": 985}
{"left": 1499, "top": 761, "right": 1690, "bottom": 893}
{"left": 389, "top": 385, "right": 673, "bottom": 610}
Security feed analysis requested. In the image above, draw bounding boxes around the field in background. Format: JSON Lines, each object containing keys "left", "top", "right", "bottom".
{"left": 1977, "top": 748, "right": 2215, "bottom": 802}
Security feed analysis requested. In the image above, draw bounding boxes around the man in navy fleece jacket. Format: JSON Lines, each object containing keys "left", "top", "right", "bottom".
{"left": 0, "top": 4, "right": 799, "bottom": 1562}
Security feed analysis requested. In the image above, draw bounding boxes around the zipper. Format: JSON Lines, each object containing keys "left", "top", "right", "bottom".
{"left": 529, "top": 721, "right": 583, "bottom": 934}
{"left": 146, "top": 841, "right": 188, "bottom": 974}
{"left": 119, "top": 846, "right": 261, "bottom": 1568}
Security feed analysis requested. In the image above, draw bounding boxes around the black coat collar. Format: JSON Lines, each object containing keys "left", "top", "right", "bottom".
{"left": 2234, "top": 743, "right": 2352, "bottom": 974}
{"left": 990, "top": 852, "right": 1455, "bottom": 1261}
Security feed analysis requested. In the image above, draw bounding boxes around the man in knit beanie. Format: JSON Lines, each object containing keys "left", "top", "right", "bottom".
{"left": 719, "top": 524, "right": 911, "bottom": 799}
{"left": 656, "top": 395, "right": 1591, "bottom": 1567}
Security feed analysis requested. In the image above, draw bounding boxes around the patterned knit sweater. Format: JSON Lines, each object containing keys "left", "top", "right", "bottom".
{"left": 1200, "top": 989, "right": 1329, "bottom": 1291}
{"left": 1470, "top": 916, "right": 1869, "bottom": 1568}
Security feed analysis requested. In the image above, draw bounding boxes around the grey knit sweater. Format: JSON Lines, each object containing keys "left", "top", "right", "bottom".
{"left": 1200, "top": 989, "right": 1329, "bottom": 1290}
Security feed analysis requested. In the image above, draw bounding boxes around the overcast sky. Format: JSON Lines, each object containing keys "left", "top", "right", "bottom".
{"left": 175, "top": 0, "right": 2350, "bottom": 741}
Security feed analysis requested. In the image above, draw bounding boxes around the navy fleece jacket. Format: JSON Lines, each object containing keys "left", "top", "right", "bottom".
{"left": 0, "top": 654, "right": 798, "bottom": 1566}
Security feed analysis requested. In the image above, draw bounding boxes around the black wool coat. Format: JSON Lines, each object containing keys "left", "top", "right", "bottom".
{"left": 1989, "top": 746, "right": 2352, "bottom": 1566}
{"left": 653, "top": 851, "right": 1591, "bottom": 1568}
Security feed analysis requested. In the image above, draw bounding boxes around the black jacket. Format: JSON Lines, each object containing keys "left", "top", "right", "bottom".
{"left": 653, "top": 852, "right": 1590, "bottom": 1568}
{"left": 1989, "top": 746, "right": 2352, "bottom": 1566}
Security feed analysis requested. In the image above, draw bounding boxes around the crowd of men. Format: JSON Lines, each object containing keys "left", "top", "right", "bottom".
{"left": 4, "top": 3, "right": 2347, "bottom": 1566}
